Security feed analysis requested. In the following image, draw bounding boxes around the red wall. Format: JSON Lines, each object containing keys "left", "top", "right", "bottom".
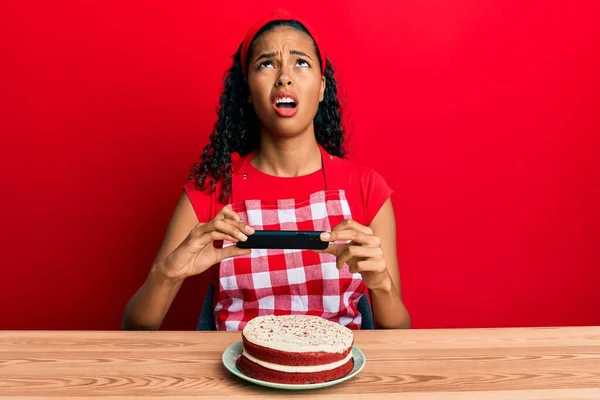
{"left": 1, "top": 0, "right": 599, "bottom": 330}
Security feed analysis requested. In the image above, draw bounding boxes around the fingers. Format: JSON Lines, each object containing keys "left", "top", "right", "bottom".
{"left": 212, "top": 218, "right": 254, "bottom": 241}
{"left": 195, "top": 218, "right": 254, "bottom": 242}
{"left": 212, "top": 206, "right": 254, "bottom": 241}
{"left": 313, "top": 243, "right": 340, "bottom": 257}
{"left": 320, "top": 219, "right": 378, "bottom": 247}
{"left": 337, "top": 245, "right": 384, "bottom": 269}
{"left": 187, "top": 220, "right": 253, "bottom": 252}
{"left": 332, "top": 219, "right": 373, "bottom": 235}
{"left": 321, "top": 229, "right": 380, "bottom": 248}
{"left": 350, "top": 259, "right": 386, "bottom": 274}
{"left": 199, "top": 230, "right": 241, "bottom": 246}
{"left": 216, "top": 245, "right": 252, "bottom": 261}
{"left": 217, "top": 205, "right": 244, "bottom": 222}
{"left": 317, "top": 220, "right": 381, "bottom": 261}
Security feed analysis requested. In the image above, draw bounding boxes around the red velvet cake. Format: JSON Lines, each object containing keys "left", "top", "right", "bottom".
{"left": 236, "top": 315, "right": 354, "bottom": 384}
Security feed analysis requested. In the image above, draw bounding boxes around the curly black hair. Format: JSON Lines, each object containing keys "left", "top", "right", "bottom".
{"left": 189, "top": 20, "right": 346, "bottom": 204}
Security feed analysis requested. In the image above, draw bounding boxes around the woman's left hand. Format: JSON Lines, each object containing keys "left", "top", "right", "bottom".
{"left": 318, "top": 219, "right": 392, "bottom": 291}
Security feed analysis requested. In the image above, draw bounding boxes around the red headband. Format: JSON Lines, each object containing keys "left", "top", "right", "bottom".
{"left": 240, "top": 9, "right": 327, "bottom": 78}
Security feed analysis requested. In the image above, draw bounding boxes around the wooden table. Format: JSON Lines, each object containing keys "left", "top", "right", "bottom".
{"left": 1, "top": 327, "right": 599, "bottom": 399}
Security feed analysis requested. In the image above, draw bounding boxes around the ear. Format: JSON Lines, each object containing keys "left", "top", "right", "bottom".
{"left": 319, "top": 75, "right": 326, "bottom": 102}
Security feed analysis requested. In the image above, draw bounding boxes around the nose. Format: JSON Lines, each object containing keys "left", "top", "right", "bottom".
{"left": 275, "top": 68, "right": 293, "bottom": 87}
{"left": 275, "top": 77, "right": 292, "bottom": 87}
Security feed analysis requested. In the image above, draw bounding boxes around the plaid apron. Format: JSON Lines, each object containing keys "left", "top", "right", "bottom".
{"left": 212, "top": 146, "right": 367, "bottom": 331}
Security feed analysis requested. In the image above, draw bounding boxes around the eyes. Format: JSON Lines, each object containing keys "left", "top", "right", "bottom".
{"left": 258, "top": 59, "right": 311, "bottom": 69}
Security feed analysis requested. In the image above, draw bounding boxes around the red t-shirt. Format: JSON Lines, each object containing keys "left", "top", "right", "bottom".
{"left": 184, "top": 153, "right": 393, "bottom": 227}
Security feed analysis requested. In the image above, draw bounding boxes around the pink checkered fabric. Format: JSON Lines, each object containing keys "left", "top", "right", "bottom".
{"left": 214, "top": 189, "right": 366, "bottom": 331}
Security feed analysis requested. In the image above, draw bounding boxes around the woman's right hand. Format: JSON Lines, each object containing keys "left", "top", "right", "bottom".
{"left": 155, "top": 205, "right": 253, "bottom": 281}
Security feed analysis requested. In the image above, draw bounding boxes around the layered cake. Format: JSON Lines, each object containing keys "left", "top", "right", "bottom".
{"left": 236, "top": 315, "right": 354, "bottom": 384}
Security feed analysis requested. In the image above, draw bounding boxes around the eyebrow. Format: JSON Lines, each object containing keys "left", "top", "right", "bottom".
{"left": 255, "top": 50, "right": 314, "bottom": 62}
{"left": 255, "top": 52, "right": 277, "bottom": 62}
{"left": 290, "top": 50, "right": 313, "bottom": 60}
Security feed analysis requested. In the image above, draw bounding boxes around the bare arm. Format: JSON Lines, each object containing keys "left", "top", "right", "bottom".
{"left": 319, "top": 197, "right": 410, "bottom": 329}
{"left": 121, "top": 193, "right": 199, "bottom": 330}
{"left": 368, "top": 198, "right": 411, "bottom": 329}
{"left": 121, "top": 191, "right": 253, "bottom": 330}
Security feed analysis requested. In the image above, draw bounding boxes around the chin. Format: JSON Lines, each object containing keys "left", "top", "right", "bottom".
{"left": 266, "top": 120, "right": 311, "bottom": 138}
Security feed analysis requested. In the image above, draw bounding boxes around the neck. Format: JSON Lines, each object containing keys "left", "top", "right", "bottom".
{"left": 253, "top": 128, "right": 322, "bottom": 177}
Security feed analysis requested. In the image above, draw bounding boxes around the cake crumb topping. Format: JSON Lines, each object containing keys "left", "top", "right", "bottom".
{"left": 242, "top": 315, "right": 354, "bottom": 353}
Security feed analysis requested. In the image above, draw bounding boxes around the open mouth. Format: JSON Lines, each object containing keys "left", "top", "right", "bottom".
{"left": 272, "top": 93, "right": 299, "bottom": 117}
{"left": 275, "top": 98, "right": 298, "bottom": 109}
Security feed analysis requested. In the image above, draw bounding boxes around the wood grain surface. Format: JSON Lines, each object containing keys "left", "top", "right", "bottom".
{"left": 1, "top": 327, "right": 599, "bottom": 399}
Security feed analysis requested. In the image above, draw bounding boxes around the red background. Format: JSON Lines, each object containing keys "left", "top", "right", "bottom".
{"left": 1, "top": 0, "right": 599, "bottom": 330}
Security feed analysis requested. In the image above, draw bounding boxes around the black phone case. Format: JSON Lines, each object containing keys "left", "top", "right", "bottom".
{"left": 236, "top": 230, "right": 328, "bottom": 250}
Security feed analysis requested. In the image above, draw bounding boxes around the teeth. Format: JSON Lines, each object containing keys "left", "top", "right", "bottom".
{"left": 276, "top": 97, "right": 295, "bottom": 104}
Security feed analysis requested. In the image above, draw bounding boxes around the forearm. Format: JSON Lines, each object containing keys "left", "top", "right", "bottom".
{"left": 121, "top": 264, "right": 183, "bottom": 330}
{"left": 370, "top": 273, "right": 411, "bottom": 329}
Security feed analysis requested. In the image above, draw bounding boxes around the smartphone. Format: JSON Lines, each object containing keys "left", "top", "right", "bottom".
{"left": 236, "top": 230, "right": 328, "bottom": 250}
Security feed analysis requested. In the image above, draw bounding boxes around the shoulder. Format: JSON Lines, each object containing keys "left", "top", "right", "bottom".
{"left": 183, "top": 151, "right": 249, "bottom": 222}
{"left": 183, "top": 178, "right": 216, "bottom": 223}
{"left": 334, "top": 156, "right": 386, "bottom": 180}
{"left": 331, "top": 156, "right": 392, "bottom": 194}
{"left": 330, "top": 155, "right": 394, "bottom": 226}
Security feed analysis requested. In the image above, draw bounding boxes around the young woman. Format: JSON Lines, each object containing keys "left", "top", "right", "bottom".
{"left": 122, "top": 9, "right": 410, "bottom": 330}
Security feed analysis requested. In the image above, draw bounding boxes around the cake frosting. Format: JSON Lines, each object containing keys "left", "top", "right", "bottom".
{"left": 241, "top": 314, "right": 354, "bottom": 353}
{"left": 236, "top": 315, "right": 355, "bottom": 384}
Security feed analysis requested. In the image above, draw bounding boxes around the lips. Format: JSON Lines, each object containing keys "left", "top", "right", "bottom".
{"left": 272, "top": 92, "right": 299, "bottom": 118}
